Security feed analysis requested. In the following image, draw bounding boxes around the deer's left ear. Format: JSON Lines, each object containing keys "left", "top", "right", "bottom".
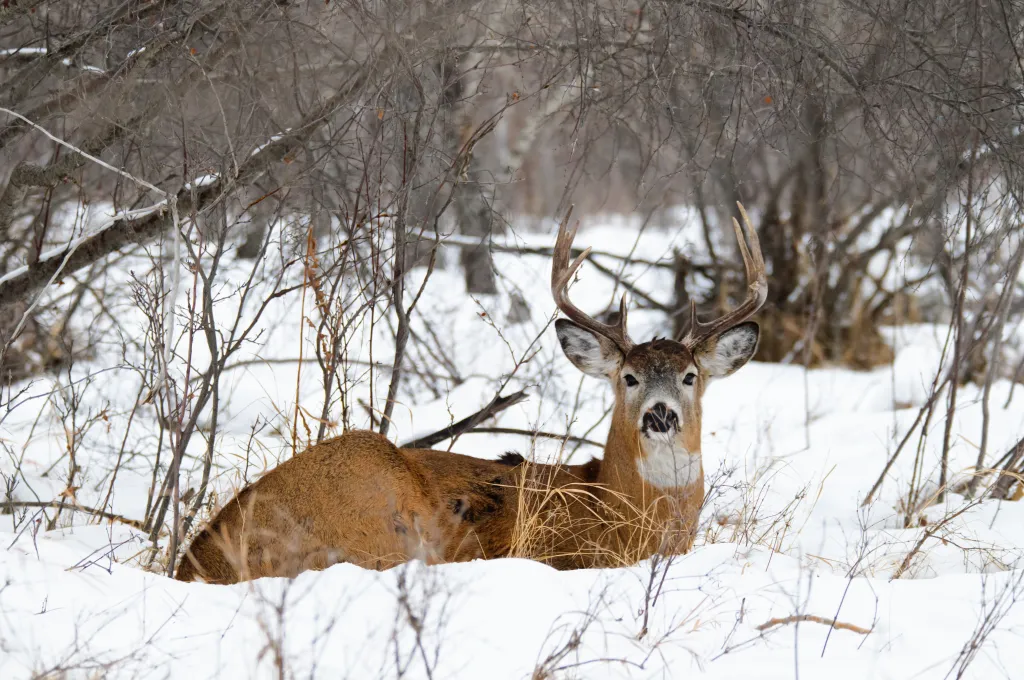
{"left": 694, "top": 321, "right": 760, "bottom": 379}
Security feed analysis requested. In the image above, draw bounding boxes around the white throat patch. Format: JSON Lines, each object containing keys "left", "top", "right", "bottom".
{"left": 636, "top": 437, "right": 702, "bottom": 488}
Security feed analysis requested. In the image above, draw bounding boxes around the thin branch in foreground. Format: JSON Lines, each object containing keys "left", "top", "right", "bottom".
{"left": 3, "top": 500, "right": 143, "bottom": 529}
{"left": 461, "top": 427, "right": 604, "bottom": 449}
{"left": 400, "top": 390, "right": 528, "bottom": 449}
{"left": 756, "top": 615, "right": 871, "bottom": 635}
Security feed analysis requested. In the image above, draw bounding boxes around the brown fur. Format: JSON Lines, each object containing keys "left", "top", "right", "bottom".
{"left": 175, "top": 431, "right": 601, "bottom": 583}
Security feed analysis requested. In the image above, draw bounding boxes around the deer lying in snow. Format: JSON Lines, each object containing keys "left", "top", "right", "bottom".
{"left": 176, "top": 204, "right": 767, "bottom": 583}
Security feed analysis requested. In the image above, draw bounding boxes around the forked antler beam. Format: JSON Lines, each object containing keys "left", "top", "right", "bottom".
{"left": 551, "top": 206, "right": 635, "bottom": 354}
{"left": 681, "top": 202, "right": 768, "bottom": 349}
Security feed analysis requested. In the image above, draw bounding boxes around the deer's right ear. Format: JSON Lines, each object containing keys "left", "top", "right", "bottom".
{"left": 555, "top": 319, "right": 624, "bottom": 379}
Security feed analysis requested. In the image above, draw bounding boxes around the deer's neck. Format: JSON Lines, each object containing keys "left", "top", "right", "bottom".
{"left": 595, "top": 408, "right": 704, "bottom": 556}
{"left": 600, "top": 417, "right": 703, "bottom": 495}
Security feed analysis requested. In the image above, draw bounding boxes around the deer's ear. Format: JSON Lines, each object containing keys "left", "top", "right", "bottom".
{"left": 694, "top": 321, "right": 759, "bottom": 379}
{"left": 555, "top": 319, "right": 624, "bottom": 379}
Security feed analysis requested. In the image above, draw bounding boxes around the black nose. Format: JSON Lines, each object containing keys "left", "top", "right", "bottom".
{"left": 642, "top": 402, "right": 679, "bottom": 434}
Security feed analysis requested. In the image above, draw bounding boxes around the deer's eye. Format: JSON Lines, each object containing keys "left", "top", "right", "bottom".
{"left": 683, "top": 372, "right": 696, "bottom": 386}
{"left": 624, "top": 374, "right": 639, "bottom": 387}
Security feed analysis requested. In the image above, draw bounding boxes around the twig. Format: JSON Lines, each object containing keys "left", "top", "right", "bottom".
{"left": 756, "top": 615, "right": 871, "bottom": 635}
{"left": 461, "top": 427, "right": 604, "bottom": 448}
{"left": 891, "top": 499, "right": 981, "bottom": 579}
{"left": 400, "top": 390, "right": 529, "bottom": 449}
{"left": 417, "top": 230, "right": 718, "bottom": 274}
{"left": 3, "top": 500, "right": 143, "bottom": 529}
{"left": 989, "top": 436, "right": 1024, "bottom": 499}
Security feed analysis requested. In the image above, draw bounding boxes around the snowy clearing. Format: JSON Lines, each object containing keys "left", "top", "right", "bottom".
{"left": 1, "top": 216, "right": 1022, "bottom": 679}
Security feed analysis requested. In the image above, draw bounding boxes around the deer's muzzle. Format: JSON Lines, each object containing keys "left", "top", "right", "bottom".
{"left": 642, "top": 402, "right": 679, "bottom": 435}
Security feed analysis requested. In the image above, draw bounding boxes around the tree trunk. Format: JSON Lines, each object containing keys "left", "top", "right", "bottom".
{"left": 456, "top": 181, "right": 498, "bottom": 294}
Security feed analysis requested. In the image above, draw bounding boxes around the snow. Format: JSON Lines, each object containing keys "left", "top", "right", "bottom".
{"left": 0, "top": 47, "right": 48, "bottom": 56}
{"left": 1, "top": 211, "right": 1023, "bottom": 678}
{"left": 3, "top": 530, "right": 1023, "bottom": 678}
{"left": 250, "top": 129, "right": 293, "bottom": 157}
{"left": 185, "top": 173, "right": 219, "bottom": 189}
{"left": 55, "top": 57, "right": 105, "bottom": 74}
{"left": 75, "top": 62, "right": 106, "bottom": 74}
{"left": 0, "top": 45, "right": 103, "bottom": 72}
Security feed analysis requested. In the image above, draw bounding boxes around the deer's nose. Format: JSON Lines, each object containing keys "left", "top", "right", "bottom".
{"left": 642, "top": 402, "right": 679, "bottom": 434}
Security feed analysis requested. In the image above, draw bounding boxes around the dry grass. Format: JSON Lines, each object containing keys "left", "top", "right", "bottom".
{"left": 505, "top": 458, "right": 697, "bottom": 570}
{"left": 701, "top": 456, "right": 830, "bottom": 558}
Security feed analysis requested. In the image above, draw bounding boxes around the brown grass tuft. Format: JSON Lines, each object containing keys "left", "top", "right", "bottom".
{"left": 505, "top": 458, "right": 692, "bottom": 569}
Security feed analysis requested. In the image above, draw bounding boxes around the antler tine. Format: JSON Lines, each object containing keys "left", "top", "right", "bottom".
{"left": 551, "top": 206, "right": 634, "bottom": 354}
{"left": 682, "top": 201, "right": 768, "bottom": 348}
{"left": 735, "top": 202, "right": 765, "bottom": 285}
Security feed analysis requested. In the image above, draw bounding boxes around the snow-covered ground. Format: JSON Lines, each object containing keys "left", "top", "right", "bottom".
{"left": 1, "top": 214, "right": 1022, "bottom": 678}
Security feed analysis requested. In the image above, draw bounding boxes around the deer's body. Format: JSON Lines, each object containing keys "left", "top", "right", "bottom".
{"left": 177, "top": 205, "right": 765, "bottom": 584}
{"left": 176, "top": 432, "right": 607, "bottom": 582}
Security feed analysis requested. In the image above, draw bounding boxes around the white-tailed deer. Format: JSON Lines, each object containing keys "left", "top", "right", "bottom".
{"left": 176, "top": 204, "right": 766, "bottom": 583}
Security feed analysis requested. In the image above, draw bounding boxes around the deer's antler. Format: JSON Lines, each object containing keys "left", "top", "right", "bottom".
{"left": 551, "top": 206, "right": 634, "bottom": 354}
{"left": 681, "top": 202, "right": 767, "bottom": 349}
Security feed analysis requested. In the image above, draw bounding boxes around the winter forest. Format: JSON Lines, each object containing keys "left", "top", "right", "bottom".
{"left": 2, "top": 0, "right": 1024, "bottom": 677}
